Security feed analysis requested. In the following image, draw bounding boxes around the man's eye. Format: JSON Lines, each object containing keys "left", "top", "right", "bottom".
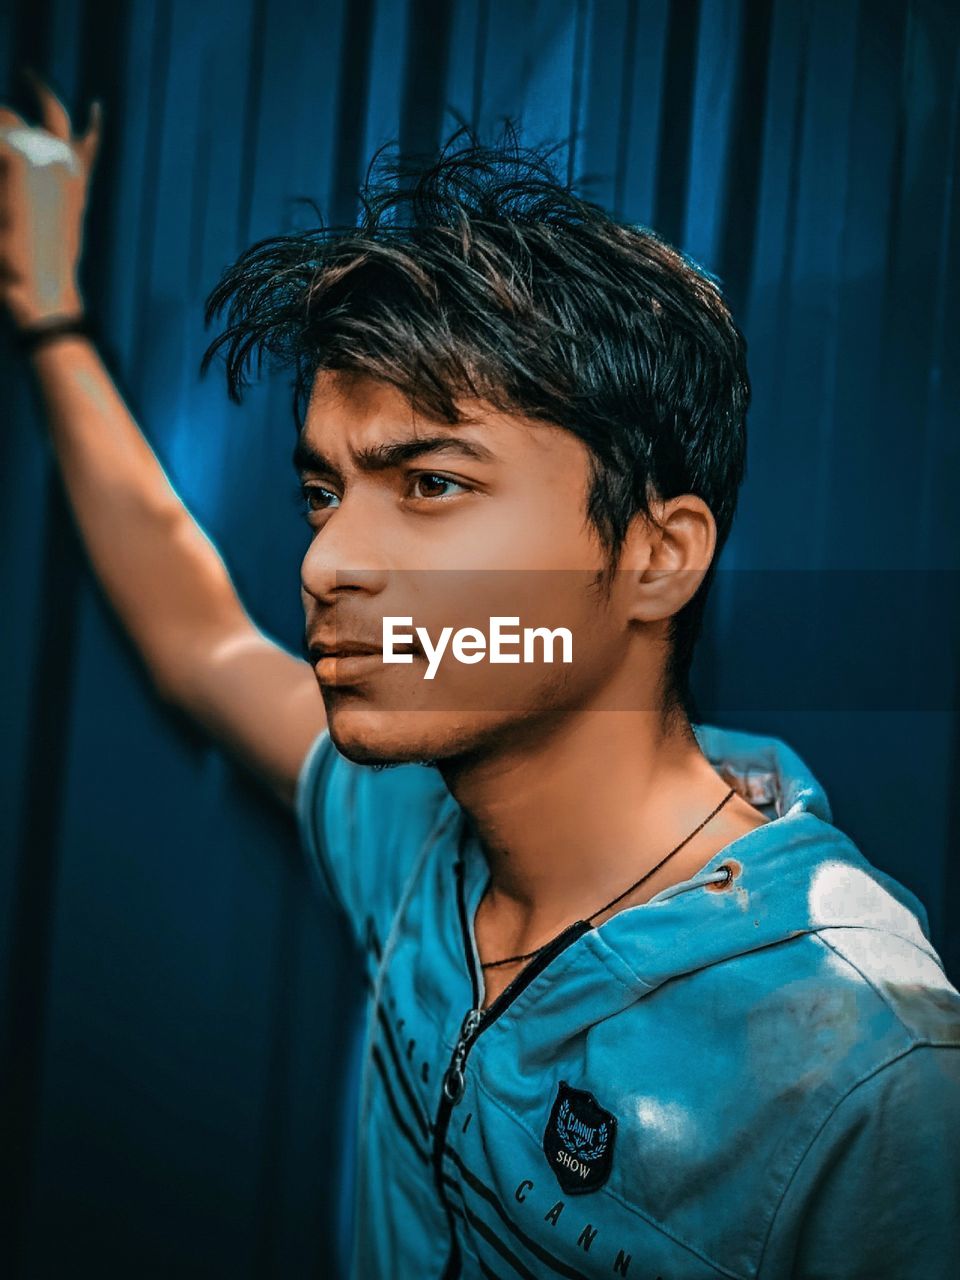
{"left": 294, "top": 483, "right": 339, "bottom": 520}
{"left": 408, "top": 472, "right": 469, "bottom": 500}
{"left": 293, "top": 474, "right": 467, "bottom": 520}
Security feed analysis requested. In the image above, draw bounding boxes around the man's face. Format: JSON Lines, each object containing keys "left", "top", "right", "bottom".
{"left": 297, "top": 369, "right": 652, "bottom": 766}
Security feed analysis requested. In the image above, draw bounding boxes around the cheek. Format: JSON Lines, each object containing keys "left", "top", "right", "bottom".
{"left": 511, "top": 503, "right": 603, "bottom": 571}
{"left": 397, "top": 576, "right": 614, "bottom": 707}
{"left": 427, "top": 485, "right": 604, "bottom": 574}
{"left": 406, "top": 570, "right": 602, "bottom": 644}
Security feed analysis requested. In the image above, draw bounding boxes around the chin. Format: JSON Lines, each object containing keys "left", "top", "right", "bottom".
{"left": 323, "top": 699, "right": 509, "bottom": 768}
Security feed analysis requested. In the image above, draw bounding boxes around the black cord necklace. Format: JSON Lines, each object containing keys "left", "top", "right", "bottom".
{"left": 479, "top": 786, "right": 738, "bottom": 970}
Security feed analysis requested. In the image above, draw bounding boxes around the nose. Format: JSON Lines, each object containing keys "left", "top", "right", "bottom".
{"left": 299, "top": 496, "right": 390, "bottom": 605}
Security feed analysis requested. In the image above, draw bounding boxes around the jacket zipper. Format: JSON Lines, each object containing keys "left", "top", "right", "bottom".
{"left": 432, "top": 858, "right": 592, "bottom": 1278}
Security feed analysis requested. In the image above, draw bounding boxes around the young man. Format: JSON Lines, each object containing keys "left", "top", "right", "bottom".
{"left": 3, "top": 80, "right": 959, "bottom": 1279}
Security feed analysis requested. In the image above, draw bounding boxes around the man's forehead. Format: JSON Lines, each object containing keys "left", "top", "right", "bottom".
{"left": 306, "top": 367, "right": 490, "bottom": 428}
{"left": 295, "top": 376, "right": 501, "bottom": 479}
{"left": 299, "top": 369, "right": 549, "bottom": 459}
{"left": 306, "top": 367, "right": 411, "bottom": 421}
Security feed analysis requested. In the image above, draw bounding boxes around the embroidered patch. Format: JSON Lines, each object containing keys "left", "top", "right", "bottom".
{"left": 543, "top": 1080, "right": 617, "bottom": 1195}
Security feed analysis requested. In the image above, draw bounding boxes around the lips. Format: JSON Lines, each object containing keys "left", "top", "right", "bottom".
{"left": 308, "top": 636, "right": 419, "bottom": 662}
{"left": 309, "top": 640, "right": 383, "bottom": 660}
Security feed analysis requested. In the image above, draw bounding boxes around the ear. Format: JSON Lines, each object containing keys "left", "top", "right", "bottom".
{"left": 620, "top": 494, "right": 717, "bottom": 625}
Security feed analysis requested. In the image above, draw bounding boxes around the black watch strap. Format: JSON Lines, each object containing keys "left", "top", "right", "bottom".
{"left": 15, "top": 313, "right": 95, "bottom": 352}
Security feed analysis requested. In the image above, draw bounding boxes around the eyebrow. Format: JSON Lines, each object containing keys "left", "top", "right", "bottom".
{"left": 292, "top": 433, "right": 498, "bottom": 482}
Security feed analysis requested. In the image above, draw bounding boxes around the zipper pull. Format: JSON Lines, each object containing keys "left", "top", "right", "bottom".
{"left": 442, "top": 1007, "right": 482, "bottom": 1104}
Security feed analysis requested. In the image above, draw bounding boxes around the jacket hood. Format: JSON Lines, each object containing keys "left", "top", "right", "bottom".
{"left": 580, "top": 720, "right": 941, "bottom": 999}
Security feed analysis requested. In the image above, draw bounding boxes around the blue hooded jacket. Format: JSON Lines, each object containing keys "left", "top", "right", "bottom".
{"left": 295, "top": 720, "right": 960, "bottom": 1279}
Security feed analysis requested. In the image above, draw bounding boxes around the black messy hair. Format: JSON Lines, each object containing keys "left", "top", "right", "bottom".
{"left": 201, "top": 124, "right": 750, "bottom": 724}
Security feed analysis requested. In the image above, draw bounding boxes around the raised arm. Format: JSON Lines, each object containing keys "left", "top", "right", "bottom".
{"left": 0, "top": 73, "right": 326, "bottom": 809}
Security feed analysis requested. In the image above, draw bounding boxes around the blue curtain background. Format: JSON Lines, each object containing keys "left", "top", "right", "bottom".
{"left": 1, "top": 1, "right": 958, "bottom": 1275}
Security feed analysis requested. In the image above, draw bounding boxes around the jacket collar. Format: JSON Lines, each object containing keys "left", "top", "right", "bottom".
{"left": 455, "top": 722, "right": 937, "bottom": 1019}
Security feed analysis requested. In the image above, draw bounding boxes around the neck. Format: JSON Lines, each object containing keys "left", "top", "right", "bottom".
{"left": 437, "top": 708, "right": 754, "bottom": 951}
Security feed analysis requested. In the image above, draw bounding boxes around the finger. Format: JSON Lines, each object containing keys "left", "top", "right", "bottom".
{"left": 75, "top": 99, "right": 102, "bottom": 171}
{"left": 0, "top": 106, "right": 28, "bottom": 130}
{"left": 22, "top": 67, "right": 73, "bottom": 141}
